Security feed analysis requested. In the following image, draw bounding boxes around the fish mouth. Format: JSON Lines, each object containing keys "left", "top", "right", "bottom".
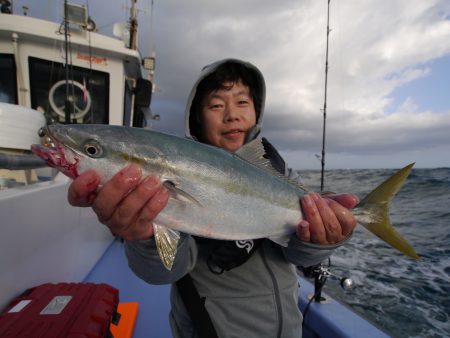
{"left": 31, "top": 126, "right": 80, "bottom": 178}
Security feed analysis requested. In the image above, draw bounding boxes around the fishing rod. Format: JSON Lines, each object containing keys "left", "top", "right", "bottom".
{"left": 301, "top": 1, "right": 337, "bottom": 315}
{"left": 320, "top": 0, "right": 331, "bottom": 192}
{"left": 63, "top": 0, "right": 71, "bottom": 123}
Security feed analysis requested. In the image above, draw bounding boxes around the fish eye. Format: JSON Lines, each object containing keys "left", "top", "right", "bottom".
{"left": 38, "top": 127, "right": 46, "bottom": 137}
{"left": 83, "top": 141, "right": 103, "bottom": 158}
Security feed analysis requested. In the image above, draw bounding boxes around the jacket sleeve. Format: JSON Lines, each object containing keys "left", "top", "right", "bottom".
{"left": 281, "top": 234, "right": 352, "bottom": 267}
{"left": 124, "top": 233, "right": 198, "bottom": 285}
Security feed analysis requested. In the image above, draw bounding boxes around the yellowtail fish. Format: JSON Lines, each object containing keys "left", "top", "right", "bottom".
{"left": 32, "top": 124, "right": 420, "bottom": 269}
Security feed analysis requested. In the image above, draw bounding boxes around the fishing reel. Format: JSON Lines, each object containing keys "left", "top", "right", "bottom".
{"left": 300, "top": 261, "right": 353, "bottom": 303}
{"left": 300, "top": 261, "right": 353, "bottom": 320}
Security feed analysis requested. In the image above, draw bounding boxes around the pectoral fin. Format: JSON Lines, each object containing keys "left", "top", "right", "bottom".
{"left": 163, "top": 180, "right": 203, "bottom": 207}
{"left": 153, "top": 223, "right": 180, "bottom": 270}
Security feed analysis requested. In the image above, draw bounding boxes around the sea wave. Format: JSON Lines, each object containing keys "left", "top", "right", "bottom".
{"left": 298, "top": 167, "right": 450, "bottom": 338}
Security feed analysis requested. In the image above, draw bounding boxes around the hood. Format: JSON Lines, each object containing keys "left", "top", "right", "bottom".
{"left": 184, "top": 58, "right": 266, "bottom": 143}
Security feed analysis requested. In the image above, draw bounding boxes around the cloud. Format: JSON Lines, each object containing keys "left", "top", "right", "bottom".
{"left": 151, "top": 0, "right": 450, "bottom": 168}
{"left": 13, "top": 0, "right": 450, "bottom": 168}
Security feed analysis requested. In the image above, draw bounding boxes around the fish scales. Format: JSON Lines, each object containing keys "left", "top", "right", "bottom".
{"left": 145, "top": 132, "right": 302, "bottom": 240}
{"left": 31, "top": 124, "right": 420, "bottom": 269}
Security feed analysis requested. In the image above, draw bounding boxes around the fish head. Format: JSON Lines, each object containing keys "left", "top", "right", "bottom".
{"left": 31, "top": 124, "right": 138, "bottom": 182}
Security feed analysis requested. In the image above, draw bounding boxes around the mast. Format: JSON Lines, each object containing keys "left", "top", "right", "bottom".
{"left": 129, "top": 0, "right": 138, "bottom": 50}
{"left": 320, "top": 0, "right": 331, "bottom": 192}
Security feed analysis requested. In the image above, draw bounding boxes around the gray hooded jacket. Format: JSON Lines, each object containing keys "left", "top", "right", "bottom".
{"left": 125, "top": 59, "right": 348, "bottom": 338}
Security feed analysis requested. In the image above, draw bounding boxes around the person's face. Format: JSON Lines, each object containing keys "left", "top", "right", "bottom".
{"left": 200, "top": 81, "right": 257, "bottom": 152}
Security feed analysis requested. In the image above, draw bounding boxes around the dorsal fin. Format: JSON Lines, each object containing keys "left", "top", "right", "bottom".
{"left": 235, "top": 138, "right": 309, "bottom": 192}
{"left": 235, "top": 138, "right": 273, "bottom": 170}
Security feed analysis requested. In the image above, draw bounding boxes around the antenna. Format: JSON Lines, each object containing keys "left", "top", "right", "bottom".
{"left": 320, "top": 0, "right": 331, "bottom": 192}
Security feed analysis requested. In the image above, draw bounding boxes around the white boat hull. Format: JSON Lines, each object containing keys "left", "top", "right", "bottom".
{"left": 0, "top": 174, "right": 113, "bottom": 310}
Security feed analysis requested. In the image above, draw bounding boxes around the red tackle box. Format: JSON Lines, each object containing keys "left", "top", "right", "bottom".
{"left": 0, "top": 282, "right": 120, "bottom": 338}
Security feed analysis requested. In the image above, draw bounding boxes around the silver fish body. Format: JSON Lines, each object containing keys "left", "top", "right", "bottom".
{"left": 33, "top": 124, "right": 302, "bottom": 242}
{"left": 144, "top": 131, "right": 303, "bottom": 242}
{"left": 32, "top": 124, "right": 419, "bottom": 269}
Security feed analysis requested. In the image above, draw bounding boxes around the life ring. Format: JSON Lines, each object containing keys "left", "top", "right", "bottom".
{"left": 48, "top": 80, "right": 92, "bottom": 121}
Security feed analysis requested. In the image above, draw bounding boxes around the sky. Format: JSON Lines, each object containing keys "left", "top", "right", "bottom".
{"left": 12, "top": 0, "right": 450, "bottom": 169}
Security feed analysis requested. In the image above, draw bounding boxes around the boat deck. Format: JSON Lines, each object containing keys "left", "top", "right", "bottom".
{"left": 84, "top": 239, "right": 172, "bottom": 337}
{"left": 84, "top": 239, "right": 390, "bottom": 338}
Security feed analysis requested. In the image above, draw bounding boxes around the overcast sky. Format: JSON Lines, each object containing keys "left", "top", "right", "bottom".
{"left": 14, "top": 0, "right": 450, "bottom": 169}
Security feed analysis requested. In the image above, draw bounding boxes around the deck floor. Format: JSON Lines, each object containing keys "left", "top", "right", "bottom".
{"left": 84, "top": 239, "right": 172, "bottom": 338}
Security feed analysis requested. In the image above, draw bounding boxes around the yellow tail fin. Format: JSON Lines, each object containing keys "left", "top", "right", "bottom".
{"left": 356, "top": 163, "right": 420, "bottom": 259}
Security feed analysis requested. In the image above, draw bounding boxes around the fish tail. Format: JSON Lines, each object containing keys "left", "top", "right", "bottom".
{"left": 356, "top": 163, "right": 420, "bottom": 260}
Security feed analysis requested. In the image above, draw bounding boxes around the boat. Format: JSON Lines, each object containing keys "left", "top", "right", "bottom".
{"left": 0, "top": 1, "right": 391, "bottom": 337}
{"left": 0, "top": 0, "right": 154, "bottom": 323}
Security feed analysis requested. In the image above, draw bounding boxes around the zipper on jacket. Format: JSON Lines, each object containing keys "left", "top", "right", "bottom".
{"left": 260, "top": 244, "right": 283, "bottom": 338}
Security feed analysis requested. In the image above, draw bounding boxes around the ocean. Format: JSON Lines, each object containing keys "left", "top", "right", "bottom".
{"left": 298, "top": 167, "right": 450, "bottom": 338}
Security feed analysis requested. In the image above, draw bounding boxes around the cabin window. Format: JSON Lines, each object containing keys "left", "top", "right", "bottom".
{"left": 0, "top": 54, "right": 18, "bottom": 104}
{"left": 28, "top": 57, "right": 110, "bottom": 124}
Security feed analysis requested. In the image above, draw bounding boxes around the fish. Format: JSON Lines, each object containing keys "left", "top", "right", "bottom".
{"left": 31, "top": 124, "right": 420, "bottom": 269}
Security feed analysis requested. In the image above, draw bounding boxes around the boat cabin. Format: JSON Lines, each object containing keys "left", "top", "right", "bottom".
{"left": 0, "top": 6, "right": 152, "bottom": 129}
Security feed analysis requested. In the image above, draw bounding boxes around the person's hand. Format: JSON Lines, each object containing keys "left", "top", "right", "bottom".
{"left": 68, "top": 165, "right": 169, "bottom": 241}
{"left": 297, "top": 192, "right": 358, "bottom": 244}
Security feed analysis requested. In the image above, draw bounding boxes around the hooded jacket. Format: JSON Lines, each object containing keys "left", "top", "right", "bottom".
{"left": 125, "top": 59, "right": 349, "bottom": 338}
{"left": 184, "top": 58, "right": 266, "bottom": 144}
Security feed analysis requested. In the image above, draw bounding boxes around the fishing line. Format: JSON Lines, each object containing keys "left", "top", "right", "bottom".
{"left": 302, "top": 280, "right": 325, "bottom": 320}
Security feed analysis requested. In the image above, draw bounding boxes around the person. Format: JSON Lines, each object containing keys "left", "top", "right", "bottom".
{"left": 68, "top": 59, "right": 358, "bottom": 337}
